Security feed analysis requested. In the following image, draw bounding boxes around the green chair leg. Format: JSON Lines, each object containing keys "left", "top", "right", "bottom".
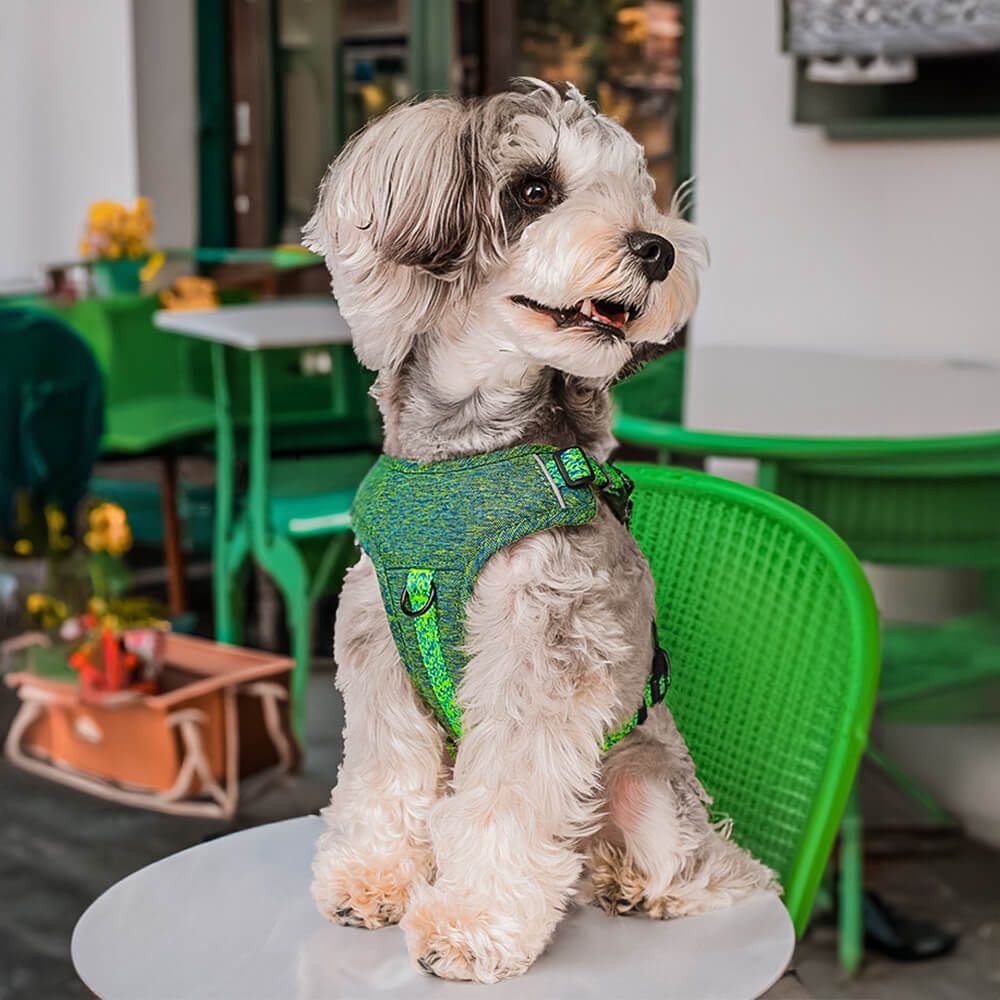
{"left": 866, "top": 743, "right": 955, "bottom": 825}
{"left": 289, "top": 599, "right": 315, "bottom": 744}
{"left": 838, "top": 781, "right": 864, "bottom": 977}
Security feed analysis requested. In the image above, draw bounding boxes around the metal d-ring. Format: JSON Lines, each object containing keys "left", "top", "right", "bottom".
{"left": 400, "top": 582, "right": 437, "bottom": 617}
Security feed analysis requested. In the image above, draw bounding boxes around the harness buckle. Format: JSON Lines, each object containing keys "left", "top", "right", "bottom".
{"left": 649, "top": 624, "right": 670, "bottom": 706}
{"left": 401, "top": 581, "right": 437, "bottom": 617}
{"left": 554, "top": 448, "right": 595, "bottom": 488}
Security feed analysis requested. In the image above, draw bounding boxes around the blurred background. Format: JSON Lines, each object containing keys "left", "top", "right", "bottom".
{"left": 1, "top": 2, "right": 998, "bottom": 998}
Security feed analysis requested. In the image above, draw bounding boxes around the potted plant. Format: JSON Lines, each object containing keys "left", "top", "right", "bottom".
{"left": 79, "top": 197, "right": 163, "bottom": 297}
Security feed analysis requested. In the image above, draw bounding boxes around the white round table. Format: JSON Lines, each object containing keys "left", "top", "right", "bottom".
{"left": 72, "top": 816, "right": 794, "bottom": 1000}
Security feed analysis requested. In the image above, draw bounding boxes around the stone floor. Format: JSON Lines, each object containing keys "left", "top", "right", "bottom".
{"left": 2, "top": 664, "right": 998, "bottom": 1000}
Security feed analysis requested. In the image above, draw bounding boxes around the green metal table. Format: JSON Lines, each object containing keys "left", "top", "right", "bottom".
{"left": 154, "top": 300, "right": 376, "bottom": 739}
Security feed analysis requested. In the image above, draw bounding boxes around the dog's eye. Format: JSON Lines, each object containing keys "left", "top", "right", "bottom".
{"left": 520, "top": 178, "right": 551, "bottom": 207}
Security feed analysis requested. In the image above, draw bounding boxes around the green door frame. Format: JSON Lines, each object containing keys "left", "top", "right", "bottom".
{"left": 196, "top": 0, "right": 232, "bottom": 248}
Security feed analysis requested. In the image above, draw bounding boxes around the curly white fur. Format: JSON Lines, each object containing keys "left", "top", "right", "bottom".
{"left": 308, "top": 78, "right": 778, "bottom": 984}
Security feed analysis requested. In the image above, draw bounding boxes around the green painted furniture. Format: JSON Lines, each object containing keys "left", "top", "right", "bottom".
{"left": 611, "top": 349, "right": 686, "bottom": 425}
{"left": 155, "top": 301, "right": 380, "bottom": 741}
{"left": 53, "top": 294, "right": 224, "bottom": 615}
{"left": 614, "top": 348, "right": 1000, "bottom": 972}
{"left": 623, "top": 463, "right": 880, "bottom": 969}
{"left": 613, "top": 414, "right": 1000, "bottom": 720}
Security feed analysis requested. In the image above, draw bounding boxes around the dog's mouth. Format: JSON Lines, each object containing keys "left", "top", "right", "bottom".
{"left": 511, "top": 295, "right": 639, "bottom": 340}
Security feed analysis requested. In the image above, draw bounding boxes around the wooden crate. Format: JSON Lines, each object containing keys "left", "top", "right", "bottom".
{"left": 4, "top": 634, "right": 299, "bottom": 818}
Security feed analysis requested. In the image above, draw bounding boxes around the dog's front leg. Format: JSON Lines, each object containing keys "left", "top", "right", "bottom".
{"left": 401, "top": 539, "right": 615, "bottom": 983}
{"left": 312, "top": 555, "right": 446, "bottom": 929}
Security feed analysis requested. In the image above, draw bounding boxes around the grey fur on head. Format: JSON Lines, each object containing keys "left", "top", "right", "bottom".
{"left": 305, "top": 79, "right": 706, "bottom": 461}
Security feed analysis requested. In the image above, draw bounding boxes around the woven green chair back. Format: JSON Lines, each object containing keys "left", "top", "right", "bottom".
{"left": 0, "top": 307, "right": 104, "bottom": 535}
{"left": 621, "top": 463, "right": 880, "bottom": 934}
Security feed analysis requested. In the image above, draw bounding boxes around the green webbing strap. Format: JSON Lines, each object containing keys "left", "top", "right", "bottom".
{"left": 403, "top": 568, "right": 464, "bottom": 746}
{"left": 602, "top": 670, "right": 670, "bottom": 751}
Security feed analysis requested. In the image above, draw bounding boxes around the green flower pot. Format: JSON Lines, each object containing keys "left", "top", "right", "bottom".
{"left": 92, "top": 257, "right": 147, "bottom": 298}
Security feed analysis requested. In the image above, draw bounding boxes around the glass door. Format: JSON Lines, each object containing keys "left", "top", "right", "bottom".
{"left": 512, "top": 0, "right": 691, "bottom": 211}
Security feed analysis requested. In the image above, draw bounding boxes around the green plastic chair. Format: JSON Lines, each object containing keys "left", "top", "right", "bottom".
{"left": 614, "top": 413, "right": 1000, "bottom": 737}
{"left": 55, "top": 294, "right": 219, "bottom": 453}
{"left": 615, "top": 409, "right": 1000, "bottom": 970}
{"left": 621, "top": 463, "right": 880, "bottom": 969}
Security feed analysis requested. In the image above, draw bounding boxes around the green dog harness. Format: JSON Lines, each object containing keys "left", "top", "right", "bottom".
{"left": 350, "top": 444, "right": 670, "bottom": 753}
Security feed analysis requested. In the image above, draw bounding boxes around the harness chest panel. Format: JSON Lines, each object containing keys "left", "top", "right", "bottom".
{"left": 350, "top": 444, "right": 667, "bottom": 748}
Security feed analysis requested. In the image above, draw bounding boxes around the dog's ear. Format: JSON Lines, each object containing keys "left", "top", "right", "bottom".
{"left": 305, "top": 99, "right": 495, "bottom": 371}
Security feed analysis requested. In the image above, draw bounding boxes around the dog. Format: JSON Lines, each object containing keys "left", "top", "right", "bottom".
{"left": 305, "top": 78, "right": 778, "bottom": 984}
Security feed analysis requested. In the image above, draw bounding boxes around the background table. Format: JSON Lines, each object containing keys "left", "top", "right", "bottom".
{"left": 72, "top": 815, "right": 795, "bottom": 1000}
{"left": 155, "top": 300, "right": 375, "bottom": 739}
{"left": 685, "top": 346, "right": 1000, "bottom": 440}
{"left": 155, "top": 299, "right": 352, "bottom": 351}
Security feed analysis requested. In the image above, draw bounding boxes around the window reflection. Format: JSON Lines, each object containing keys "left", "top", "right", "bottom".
{"left": 517, "top": 0, "right": 684, "bottom": 208}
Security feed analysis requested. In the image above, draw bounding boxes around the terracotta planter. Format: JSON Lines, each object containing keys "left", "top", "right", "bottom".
{"left": 4, "top": 634, "right": 299, "bottom": 817}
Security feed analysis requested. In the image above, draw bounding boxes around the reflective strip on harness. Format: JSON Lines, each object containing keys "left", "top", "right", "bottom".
{"left": 404, "top": 569, "right": 463, "bottom": 741}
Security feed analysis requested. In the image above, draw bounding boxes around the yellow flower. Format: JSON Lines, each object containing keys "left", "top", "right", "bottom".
{"left": 86, "top": 503, "right": 133, "bottom": 555}
{"left": 45, "top": 507, "right": 73, "bottom": 552}
{"left": 26, "top": 593, "right": 47, "bottom": 615}
{"left": 14, "top": 538, "right": 33, "bottom": 556}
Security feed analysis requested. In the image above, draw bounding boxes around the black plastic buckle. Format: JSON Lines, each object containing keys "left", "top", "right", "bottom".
{"left": 400, "top": 582, "right": 436, "bottom": 617}
{"left": 650, "top": 621, "right": 670, "bottom": 706}
{"left": 554, "top": 449, "right": 595, "bottom": 488}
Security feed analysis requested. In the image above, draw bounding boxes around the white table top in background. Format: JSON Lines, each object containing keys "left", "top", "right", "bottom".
{"left": 154, "top": 298, "right": 353, "bottom": 350}
{"left": 72, "top": 815, "right": 794, "bottom": 1000}
{"left": 686, "top": 346, "right": 1000, "bottom": 439}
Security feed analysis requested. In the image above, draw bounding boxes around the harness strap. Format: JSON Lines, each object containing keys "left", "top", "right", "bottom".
{"left": 602, "top": 623, "right": 671, "bottom": 751}
{"left": 403, "top": 568, "right": 463, "bottom": 750}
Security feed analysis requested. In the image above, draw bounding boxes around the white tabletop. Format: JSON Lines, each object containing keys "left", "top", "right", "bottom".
{"left": 154, "top": 298, "right": 353, "bottom": 350}
{"left": 686, "top": 346, "right": 1000, "bottom": 439}
{"left": 72, "top": 815, "right": 794, "bottom": 1000}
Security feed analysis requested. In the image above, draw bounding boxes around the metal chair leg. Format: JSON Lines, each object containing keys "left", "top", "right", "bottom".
{"left": 838, "top": 781, "right": 864, "bottom": 977}
{"left": 160, "top": 455, "right": 188, "bottom": 616}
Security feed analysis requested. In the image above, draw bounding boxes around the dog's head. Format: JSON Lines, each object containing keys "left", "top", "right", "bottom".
{"left": 305, "top": 78, "right": 706, "bottom": 382}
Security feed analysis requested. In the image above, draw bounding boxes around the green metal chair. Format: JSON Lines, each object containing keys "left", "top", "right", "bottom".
{"left": 622, "top": 463, "right": 880, "bottom": 969}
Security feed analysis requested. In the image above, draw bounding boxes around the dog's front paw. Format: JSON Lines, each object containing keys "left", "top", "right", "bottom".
{"left": 311, "top": 836, "right": 431, "bottom": 930}
{"left": 401, "top": 886, "right": 545, "bottom": 983}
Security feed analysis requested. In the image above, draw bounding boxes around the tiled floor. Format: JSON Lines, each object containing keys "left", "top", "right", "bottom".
{"left": 2, "top": 666, "right": 998, "bottom": 1000}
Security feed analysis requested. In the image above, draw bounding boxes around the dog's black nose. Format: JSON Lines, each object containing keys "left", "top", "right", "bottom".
{"left": 626, "top": 231, "right": 675, "bottom": 282}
